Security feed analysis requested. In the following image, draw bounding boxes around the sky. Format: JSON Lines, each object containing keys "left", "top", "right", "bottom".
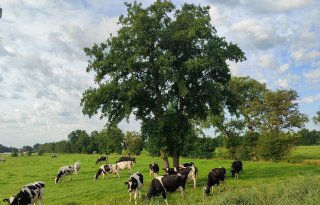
{"left": 0, "top": 0, "right": 319, "bottom": 148}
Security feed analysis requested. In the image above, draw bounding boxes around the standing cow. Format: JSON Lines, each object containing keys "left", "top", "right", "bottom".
{"left": 146, "top": 173, "right": 189, "bottom": 205}
{"left": 124, "top": 172, "right": 143, "bottom": 204}
{"left": 179, "top": 162, "right": 198, "bottom": 188}
{"left": 204, "top": 167, "right": 226, "bottom": 196}
{"left": 55, "top": 165, "right": 73, "bottom": 184}
{"left": 0, "top": 157, "right": 5, "bottom": 162}
{"left": 96, "top": 156, "right": 108, "bottom": 164}
{"left": 3, "top": 181, "right": 45, "bottom": 205}
{"left": 74, "top": 161, "right": 81, "bottom": 174}
{"left": 94, "top": 164, "right": 120, "bottom": 180}
{"left": 231, "top": 160, "right": 243, "bottom": 179}
{"left": 149, "top": 163, "right": 159, "bottom": 178}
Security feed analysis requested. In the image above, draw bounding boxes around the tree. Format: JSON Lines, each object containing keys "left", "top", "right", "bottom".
{"left": 256, "top": 89, "right": 308, "bottom": 160}
{"left": 55, "top": 140, "right": 71, "bottom": 153}
{"left": 67, "top": 130, "right": 90, "bottom": 153}
{"left": 297, "top": 128, "right": 320, "bottom": 145}
{"left": 124, "top": 131, "right": 144, "bottom": 155}
{"left": 313, "top": 109, "right": 320, "bottom": 124}
{"left": 81, "top": 1, "right": 245, "bottom": 168}
{"left": 96, "top": 126, "right": 124, "bottom": 154}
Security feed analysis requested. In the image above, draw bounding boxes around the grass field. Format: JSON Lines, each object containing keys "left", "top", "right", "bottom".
{"left": 1, "top": 146, "right": 320, "bottom": 205}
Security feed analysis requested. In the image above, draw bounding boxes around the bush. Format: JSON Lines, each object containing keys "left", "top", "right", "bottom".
{"left": 38, "top": 150, "right": 45, "bottom": 156}
{"left": 11, "top": 152, "right": 18, "bottom": 157}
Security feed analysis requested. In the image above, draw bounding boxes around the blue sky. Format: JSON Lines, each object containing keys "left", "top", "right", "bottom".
{"left": 0, "top": 0, "right": 319, "bottom": 147}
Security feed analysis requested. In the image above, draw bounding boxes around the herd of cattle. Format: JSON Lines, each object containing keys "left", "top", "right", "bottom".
{"left": 1, "top": 155, "right": 243, "bottom": 205}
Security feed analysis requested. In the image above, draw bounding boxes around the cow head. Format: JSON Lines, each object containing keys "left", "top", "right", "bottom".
{"left": 124, "top": 177, "right": 138, "bottom": 192}
{"left": 3, "top": 197, "right": 20, "bottom": 205}
{"left": 231, "top": 169, "right": 237, "bottom": 178}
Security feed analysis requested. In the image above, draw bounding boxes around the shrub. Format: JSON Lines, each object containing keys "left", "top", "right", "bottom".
{"left": 11, "top": 152, "right": 18, "bottom": 157}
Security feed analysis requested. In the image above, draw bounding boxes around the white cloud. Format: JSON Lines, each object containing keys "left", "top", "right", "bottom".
{"left": 300, "top": 94, "right": 320, "bottom": 104}
{"left": 304, "top": 69, "right": 320, "bottom": 83}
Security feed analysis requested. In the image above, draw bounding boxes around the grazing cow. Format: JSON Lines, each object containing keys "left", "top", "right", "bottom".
{"left": 204, "top": 167, "right": 227, "bottom": 196}
{"left": 117, "top": 156, "right": 136, "bottom": 163}
{"left": 96, "top": 156, "right": 108, "bottom": 164}
{"left": 74, "top": 161, "right": 81, "bottom": 174}
{"left": 51, "top": 154, "right": 57, "bottom": 158}
{"left": 94, "top": 164, "right": 120, "bottom": 180}
{"left": 146, "top": 174, "right": 189, "bottom": 205}
{"left": 179, "top": 162, "right": 198, "bottom": 188}
{"left": 0, "top": 157, "right": 5, "bottom": 162}
{"left": 116, "top": 160, "right": 135, "bottom": 174}
{"left": 3, "top": 181, "right": 45, "bottom": 205}
{"left": 231, "top": 160, "right": 243, "bottom": 179}
{"left": 149, "top": 163, "right": 160, "bottom": 178}
{"left": 55, "top": 165, "right": 73, "bottom": 184}
{"left": 124, "top": 172, "right": 143, "bottom": 204}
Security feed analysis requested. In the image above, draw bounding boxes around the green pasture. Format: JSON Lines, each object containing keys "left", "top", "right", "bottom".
{"left": 0, "top": 146, "right": 320, "bottom": 205}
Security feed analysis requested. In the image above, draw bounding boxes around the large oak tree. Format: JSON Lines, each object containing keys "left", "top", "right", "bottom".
{"left": 81, "top": 0, "right": 245, "bottom": 167}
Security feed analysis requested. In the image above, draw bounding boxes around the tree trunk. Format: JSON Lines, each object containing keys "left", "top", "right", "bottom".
{"left": 173, "top": 150, "right": 179, "bottom": 168}
{"left": 160, "top": 149, "right": 170, "bottom": 169}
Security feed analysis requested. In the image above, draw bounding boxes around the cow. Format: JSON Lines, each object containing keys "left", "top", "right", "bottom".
{"left": 51, "top": 154, "right": 57, "bottom": 158}
{"left": 117, "top": 156, "right": 136, "bottom": 163}
{"left": 124, "top": 172, "right": 143, "bottom": 204}
{"left": 0, "top": 157, "right": 5, "bottom": 162}
{"left": 149, "top": 163, "right": 159, "bottom": 178}
{"left": 204, "top": 167, "right": 226, "bottom": 196}
{"left": 146, "top": 173, "right": 189, "bottom": 205}
{"left": 231, "top": 160, "right": 243, "bottom": 179}
{"left": 3, "top": 181, "right": 45, "bottom": 205}
{"left": 179, "top": 162, "right": 198, "bottom": 188}
{"left": 94, "top": 164, "right": 120, "bottom": 180}
{"left": 116, "top": 160, "right": 135, "bottom": 174}
{"left": 96, "top": 156, "right": 108, "bottom": 164}
{"left": 55, "top": 165, "right": 73, "bottom": 184}
{"left": 74, "top": 161, "right": 81, "bottom": 174}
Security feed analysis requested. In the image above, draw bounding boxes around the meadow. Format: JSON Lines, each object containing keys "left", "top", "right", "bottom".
{"left": 0, "top": 146, "right": 320, "bottom": 205}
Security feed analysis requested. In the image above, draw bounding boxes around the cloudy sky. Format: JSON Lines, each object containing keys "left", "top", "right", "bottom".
{"left": 0, "top": 0, "right": 319, "bottom": 148}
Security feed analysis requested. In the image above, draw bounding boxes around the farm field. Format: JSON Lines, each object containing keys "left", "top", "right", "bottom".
{"left": 1, "top": 147, "right": 320, "bottom": 205}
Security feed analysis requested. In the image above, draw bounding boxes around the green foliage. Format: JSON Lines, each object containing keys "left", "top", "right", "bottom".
{"left": 124, "top": 131, "right": 144, "bottom": 155}
{"left": 81, "top": 0, "right": 246, "bottom": 165}
{"left": 258, "top": 131, "right": 298, "bottom": 161}
{"left": 296, "top": 128, "right": 320, "bottom": 145}
{"left": 97, "top": 125, "right": 124, "bottom": 154}
{"left": 313, "top": 108, "right": 320, "bottom": 124}
{"left": 68, "top": 130, "right": 90, "bottom": 153}
{"left": 37, "top": 150, "right": 45, "bottom": 156}
{"left": 11, "top": 151, "right": 18, "bottom": 157}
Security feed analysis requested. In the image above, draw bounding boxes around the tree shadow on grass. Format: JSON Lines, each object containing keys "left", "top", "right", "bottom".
{"left": 65, "top": 202, "right": 81, "bottom": 205}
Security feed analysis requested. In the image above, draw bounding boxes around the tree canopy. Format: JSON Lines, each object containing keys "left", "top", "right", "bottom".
{"left": 81, "top": 0, "right": 246, "bottom": 167}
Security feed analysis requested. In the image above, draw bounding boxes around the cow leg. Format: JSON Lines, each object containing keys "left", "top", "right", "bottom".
{"left": 129, "top": 192, "right": 133, "bottom": 202}
{"left": 162, "top": 194, "right": 168, "bottom": 205}
{"left": 192, "top": 176, "right": 196, "bottom": 188}
{"left": 150, "top": 170, "right": 152, "bottom": 178}
{"left": 115, "top": 171, "right": 120, "bottom": 178}
{"left": 178, "top": 186, "right": 185, "bottom": 199}
{"left": 70, "top": 174, "right": 72, "bottom": 181}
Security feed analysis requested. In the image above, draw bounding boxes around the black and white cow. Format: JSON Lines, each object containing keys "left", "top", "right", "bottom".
{"left": 96, "top": 156, "right": 108, "bottom": 164}
{"left": 204, "top": 167, "right": 226, "bottom": 196}
{"left": 0, "top": 157, "right": 5, "bottom": 162}
{"left": 51, "top": 154, "right": 57, "bottom": 158}
{"left": 146, "top": 174, "right": 189, "bottom": 205}
{"left": 164, "top": 166, "right": 196, "bottom": 188}
{"left": 3, "top": 181, "right": 45, "bottom": 205}
{"left": 124, "top": 172, "right": 143, "bottom": 204}
{"left": 231, "top": 160, "right": 243, "bottom": 179}
{"left": 149, "top": 163, "right": 159, "bottom": 178}
{"left": 179, "top": 162, "right": 198, "bottom": 188}
{"left": 74, "top": 161, "right": 81, "bottom": 174}
{"left": 117, "top": 156, "right": 136, "bottom": 163}
{"left": 94, "top": 164, "right": 120, "bottom": 180}
{"left": 55, "top": 165, "right": 73, "bottom": 184}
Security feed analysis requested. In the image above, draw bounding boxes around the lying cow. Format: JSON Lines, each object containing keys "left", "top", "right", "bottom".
{"left": 0, "top": 157, "right": 5, "bottom": 162}
{"left": 124, "top": 172, "right": 143, "bottom": 204}
{"left": 231, "top": 160, "right": 243, "bottom": 179}
{"left": 204, "top": 167, "right": 226, "bottom": 196}
{"left": 55, "top": 165, "right": 73, "bottom": 184}
{"left": 94, "top": 164, "right": 120, "bottom": 180}
{"left": 74, "top": 161, "right": 81, "bottom": 174}
{"left": 149, "top": 163, "right": 159, "bottom": 178}
{"left": 96, "top": 156, "right": 108, "bottom": 164}
{"left": 179, "top": 162, "right": 198, "bottom": 188}
{"left": 3, "top": 181, "right": 45, "bottom": 205}
{"left": 146, "top": 173, "right": 189, "bottom": 205}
